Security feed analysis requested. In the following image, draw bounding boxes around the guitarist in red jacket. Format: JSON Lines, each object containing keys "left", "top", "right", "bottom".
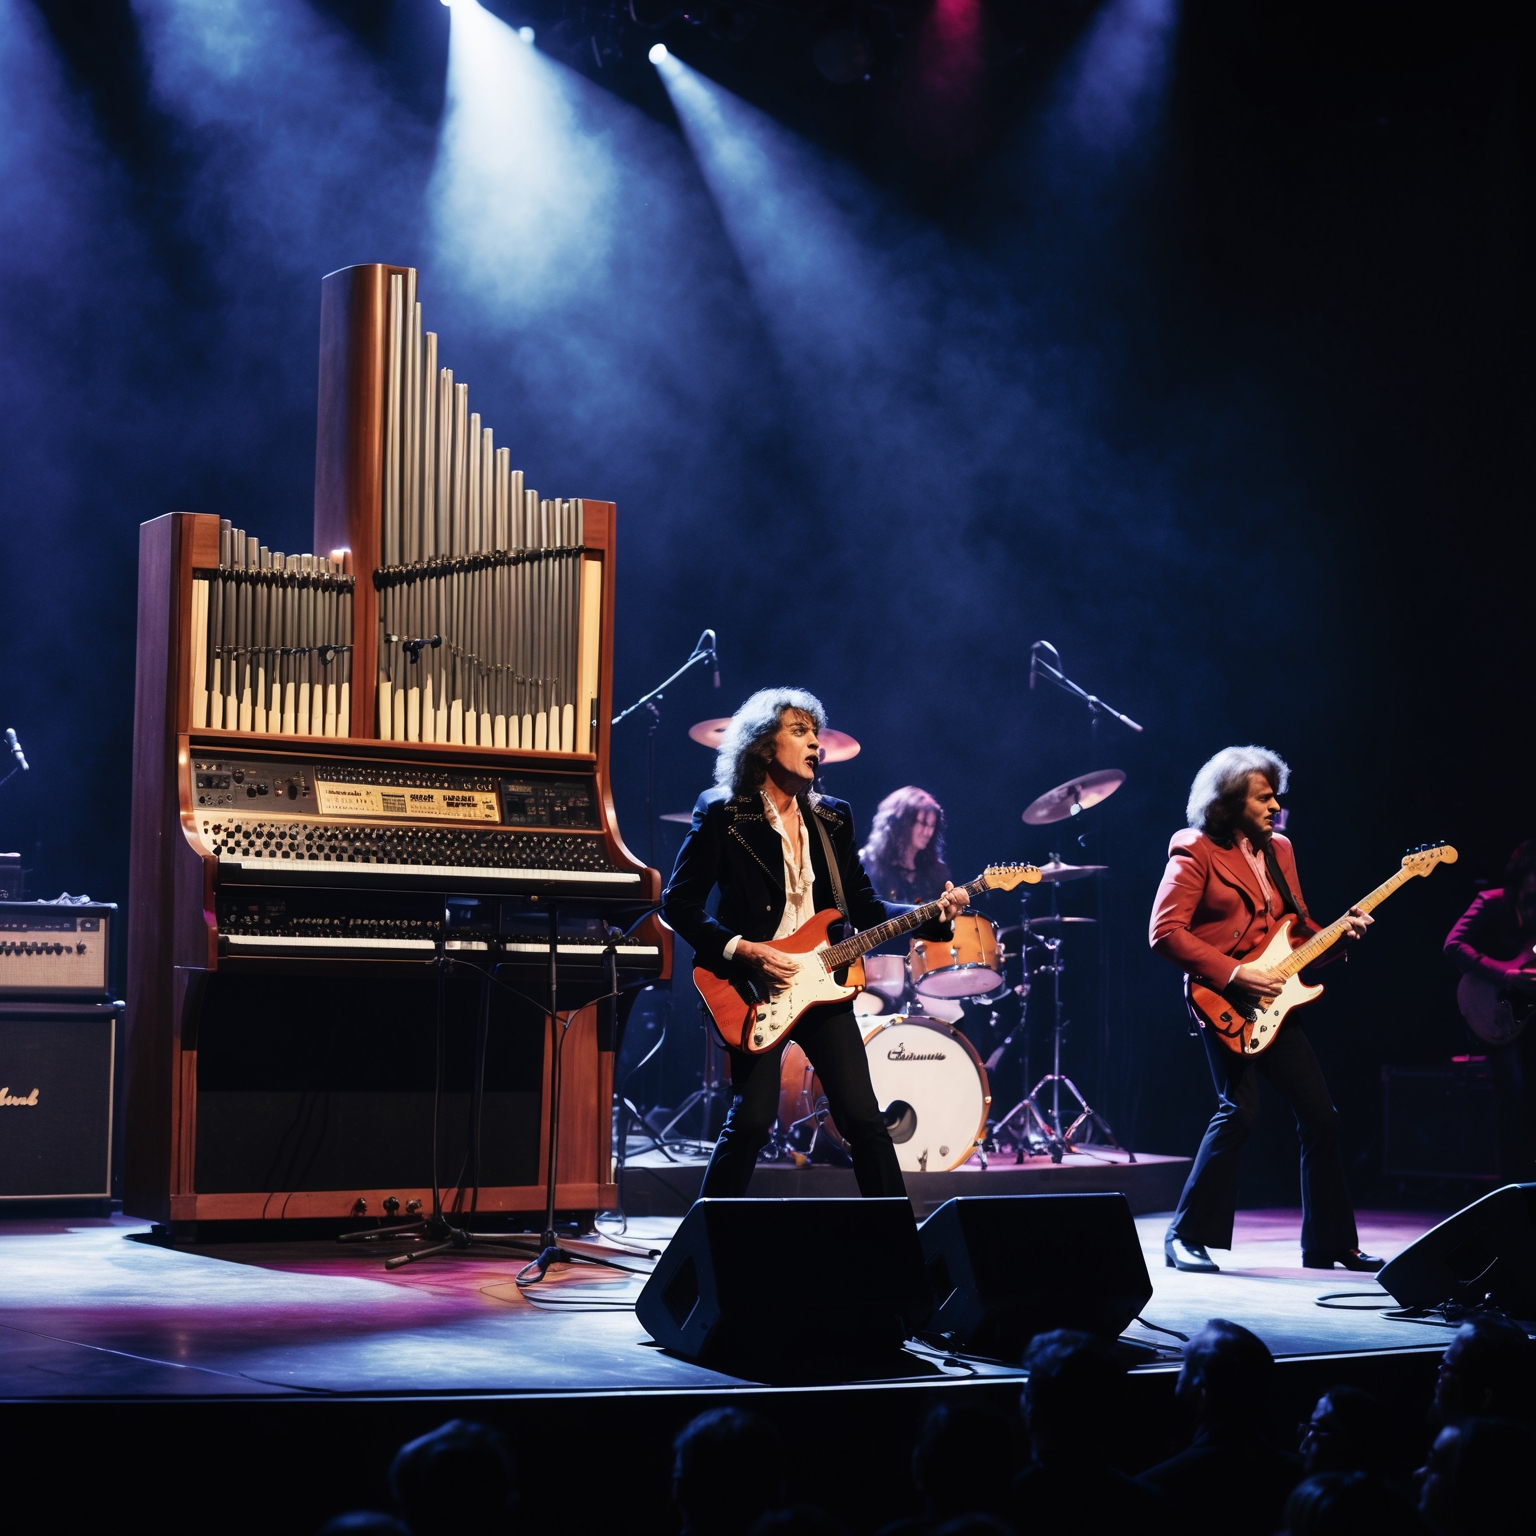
{"left": 663, "top": 688, "right": 969, "bottom": 1199}
{"left": 1150, "top": 745, "right": 1379, "bottom": 1274}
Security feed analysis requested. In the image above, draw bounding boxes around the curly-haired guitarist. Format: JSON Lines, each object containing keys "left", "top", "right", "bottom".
{"left": 663, "top": 688, "right": 969, "bottom": 1199}
{"left": 1150, "top": 745, "right": 1379, "bottom": 1275}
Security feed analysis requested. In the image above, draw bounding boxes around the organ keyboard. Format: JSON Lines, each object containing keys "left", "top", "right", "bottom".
{"left": 126, "top": 263, "right": 669, "bottom": 1233}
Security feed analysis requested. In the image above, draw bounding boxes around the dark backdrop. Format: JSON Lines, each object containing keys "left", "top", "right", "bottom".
{"left": 2, "top": 0, "right": 1530, "bottom": 1207}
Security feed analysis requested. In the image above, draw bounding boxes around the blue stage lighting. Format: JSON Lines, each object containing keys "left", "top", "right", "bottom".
{"left": 519, "top": 26, "right": 535, "bottom": 44}
{"left": 649, "top": 44, "right": 668, "bottom": 65}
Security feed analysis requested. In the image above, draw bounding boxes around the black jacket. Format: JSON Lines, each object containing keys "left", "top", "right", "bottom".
{"left": 662, "top": 785, "right": 952, "bottom": 979}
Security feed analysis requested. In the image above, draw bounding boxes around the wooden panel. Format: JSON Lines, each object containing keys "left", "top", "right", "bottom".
{"left": 175, "top": 1185, "right": 616, "bottom": 1222}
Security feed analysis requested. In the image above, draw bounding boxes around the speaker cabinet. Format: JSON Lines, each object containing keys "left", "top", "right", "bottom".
{"left": 1379, "top": 1183, "right": 1536, "bottom": 1314}
{"left": 636, "top": 1199, "right": 932, "bottom": 1371}
{"left": 919, "top": 1193, "right": 1153, "bottom": 1360}
{"left": 0, "top": 1003, "right": 119, "bottom": 1200}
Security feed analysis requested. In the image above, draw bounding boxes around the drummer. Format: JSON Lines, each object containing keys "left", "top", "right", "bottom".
{"left": 861, "top": 787, "right": 953, "bottom": 905}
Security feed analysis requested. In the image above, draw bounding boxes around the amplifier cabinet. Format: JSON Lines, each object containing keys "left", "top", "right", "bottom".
{"left": 0, "top": 902, "right": 115, "bottom": 999}
{"left": 1382, "top": 1061, "right": 1499, "bottom": 1182}
{"left": 0, "top": 1002, "right": 119, "bottom": 1199}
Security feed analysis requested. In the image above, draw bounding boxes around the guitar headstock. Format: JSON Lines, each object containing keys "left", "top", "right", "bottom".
{"left": 1402, "top": 842, "right": 1458, "bottom": 878}
{"left": 981, "top": 863, "right": 1042, "bottom": 891}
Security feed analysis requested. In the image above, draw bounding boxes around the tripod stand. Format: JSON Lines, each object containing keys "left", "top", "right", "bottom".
{"left": 342, "top": 908, "right": 651, "bottom": 1277}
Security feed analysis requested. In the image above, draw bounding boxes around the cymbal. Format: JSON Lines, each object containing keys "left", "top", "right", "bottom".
{"left": 687, "top": 718, "right": 861, "bottom": 764}
{"left": 1033, "top": 858, "right": 1108, "bottom": 883}
{"left": 1000, "top": 916, "right": 1098, "bottom": 936}
{"left": 659, "top": 812, "right": 694, "bottom": 825}
{"left": 1023, "top": 769, "right": 1126, "bottom": 826}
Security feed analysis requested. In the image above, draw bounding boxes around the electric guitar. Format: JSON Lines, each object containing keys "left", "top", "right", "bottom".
{"left": 1458, "top": 943, "right": 1536, "bottom": 1046}
{"left": 695, "top": 864, "right": 1041, "bottom": 1054}
{"left": 1186, "top": 842, "right": 1457, "bottom": 1057}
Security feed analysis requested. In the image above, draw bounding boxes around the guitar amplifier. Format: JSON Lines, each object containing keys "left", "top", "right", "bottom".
{"left": 0, "top": 1002, "right": 119, "bottom": 1200}
{"left": 1382, "top": 1061, "right": 1499, "bottom": 1182}
{"left": 0, "top": 902, "right": 114, "bottom": 998}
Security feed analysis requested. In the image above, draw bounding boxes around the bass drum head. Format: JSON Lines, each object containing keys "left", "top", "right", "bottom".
{"left": 857, "top": 1016, "right": 990, "bottom": 1173}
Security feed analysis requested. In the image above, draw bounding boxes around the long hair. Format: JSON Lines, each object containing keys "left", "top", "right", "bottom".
{"left": 861, "top": 786, "right": 949, "bottom": 886}
{"left": 713, "top": 688, "right": 827, "bottom": 797}
{"left": 1186, "top": 745, "right": 1290, "bottom": 846}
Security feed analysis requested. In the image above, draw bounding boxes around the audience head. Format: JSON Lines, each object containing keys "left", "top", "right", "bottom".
{"left": 1416, "top": 1416, "right": 1536, "bottom": 1535}
{"left": 1020, "top": 1329, "right": 1125, "bottom": 1460}
{"left": 1283, "top": 1471, "right": 1417, "bottom": 1536}
{"left": 1299, "top": 1385, "right": 1402, "bottom": 1478}
{"left": 387, "top": 1419, "right": 514, "bottom": 1536}
{"left": 1434, "top": 1314, "right": 1535, "bottom": 1424}
{"left": 1176, "top": 1319, "right": 1274, "bottom": 1429}
{"left": 674, "top": 1407, "right": 786, "bottom": 1536}
{"left": 910, "top": 1401, "right": 1019, "bottom": 1518}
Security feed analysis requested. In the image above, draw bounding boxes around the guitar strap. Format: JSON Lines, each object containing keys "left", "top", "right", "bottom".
{"left": 809, "top": 799, "right": 854, "bottom": 934}
{"left": 1261, "top": 843, "right": 1301, "bottom": 919}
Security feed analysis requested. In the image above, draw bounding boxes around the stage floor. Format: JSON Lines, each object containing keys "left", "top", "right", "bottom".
{"left": 0, "top": 1204, "right": 1452, "bottom": 1403}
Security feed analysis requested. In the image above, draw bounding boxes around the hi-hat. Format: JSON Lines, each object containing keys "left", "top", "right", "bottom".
{"left": 1023, "top": 769, "right": 1126, "bottom": 825}
{"left": 1000, "top": 916, "right": 1099, "bottom": 936}
{"left": 1033, "top": 858, "right": 1108, "bottom": 883}
{"left": 688, "top": 717, "right": 861, "bottom": 763}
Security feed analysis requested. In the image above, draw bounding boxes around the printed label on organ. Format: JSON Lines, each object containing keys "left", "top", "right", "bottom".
{"left": 315, "top": 782, "right": 501, "bottom": 822}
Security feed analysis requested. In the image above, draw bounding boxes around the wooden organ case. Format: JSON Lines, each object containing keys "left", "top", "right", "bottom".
{"left": 126, "top": 263, "right": 669, "bottom": 1230}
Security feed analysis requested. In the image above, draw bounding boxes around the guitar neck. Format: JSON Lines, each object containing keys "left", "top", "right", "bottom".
{"left": 823, "top": 876, "right": 988, "bottom": 969}
{"left": 1276, "top": 867, "right": 1412, "bottom": 978}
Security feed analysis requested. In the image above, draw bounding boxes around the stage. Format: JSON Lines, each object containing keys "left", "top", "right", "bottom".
{"left": 0, "top": 1196, "right": 1458, "bottom": 1533}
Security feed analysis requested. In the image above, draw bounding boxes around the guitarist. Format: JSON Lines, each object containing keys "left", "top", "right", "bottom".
{"left": 1150, "top": 746, "right": 1380, "bottom": 1275}
{"left": 1444, "top": 840, "right": 1536, "bottom": 1180}
{"left": 662, "top": 688, "right": 970, "bottom": 1199}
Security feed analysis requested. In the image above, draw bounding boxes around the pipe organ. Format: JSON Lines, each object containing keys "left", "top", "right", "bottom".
{"left": 126, "top": 263, "right": 667, "bottom": 1232}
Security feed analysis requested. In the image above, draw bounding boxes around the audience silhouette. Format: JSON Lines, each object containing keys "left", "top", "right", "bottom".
{"left": 674, "top": 1407, "right": 789, "bottom": 1536}
{"left": 1282, "top": 1470, "right": 1418, "bottom": 1535}
{"left": 877, "top": 1402, "right": 1020, "bottom": 1534}
{"left": 1009, "top": 1329, "right": 1168, "bottom": 1532}
{"left": 1417, "top": 1415, "right": 1536, "bottom": 1535}
{"left": 387, "top": 1420, "right": 515, "bottom": 1536}
{"left": 1432, "top": 1315, "right": 1535, "bottom": 1424}
{"left": 1298, "top": 1384, "right": 1409, "bottom": 1484}
{"left": 1140, "top": 1319, "right": 1299, "bottom": 1535}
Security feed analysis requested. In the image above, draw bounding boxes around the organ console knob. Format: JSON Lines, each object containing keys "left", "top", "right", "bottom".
{"left": 382, "top": 1196, "right": 400, "bottom": 1216}
{"left": 406, "top": 1199, "right": 423, "bottom": 1215}
{"left": 352, "top": 1198, "right": 367, "bottom": 1215}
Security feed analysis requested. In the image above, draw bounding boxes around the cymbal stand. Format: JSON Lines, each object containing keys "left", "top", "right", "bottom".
{"left": 657, "top": 1014, "right": 726, "bottom": 1151}
{"left": 1019, "top": 857, "right": 1133, "bottom": 1162}
{"left": 987, "top": 891, "right": 1062, "bottom": 1161}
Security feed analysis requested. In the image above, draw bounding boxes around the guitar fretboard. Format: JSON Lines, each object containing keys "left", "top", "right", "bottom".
{"left": 821, "top": 876, "right": 990, "bottom": 970}
{"left": 1276, "top": 868, "right": 1412, "bottom": 978}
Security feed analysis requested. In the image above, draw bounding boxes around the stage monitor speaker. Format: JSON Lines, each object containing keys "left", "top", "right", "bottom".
{"left": 636, "top": 1198, "right": 932, "bottom": 1371}
{"left": 919, "top": 1193, "right": 1153, "bottom": 1360}
{"left": 0, "top": 1003, "right": 119, "bottom": 1201}
{"left": 1378, "top": 1183, "right": 1536, "bottom": 1315}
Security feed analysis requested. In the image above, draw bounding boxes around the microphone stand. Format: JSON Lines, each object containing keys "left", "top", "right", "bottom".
{"left": 612, "top": 630, "right": 719, "bottom": 870}
{"left": 1028, "top": 641, "right": 1142, "bottom": 768}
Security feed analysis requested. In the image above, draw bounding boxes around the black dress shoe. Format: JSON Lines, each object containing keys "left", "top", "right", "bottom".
{"left": 1165, "top": 1234, "right": 1220, "bottom": 1273}
{"left": 1301, "top": 1247, "right": 1385, "bottom": 1272}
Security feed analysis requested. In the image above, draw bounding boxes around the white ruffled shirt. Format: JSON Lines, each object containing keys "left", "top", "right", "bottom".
{"left": 722, "top": 792, "right": 816, "bottom": 960}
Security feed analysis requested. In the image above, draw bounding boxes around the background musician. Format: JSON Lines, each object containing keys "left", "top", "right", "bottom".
{"left": 1444, "top": 840, "right": 1536, "bottom": 1180}
{"left": 1150, "top": 746, "right": 1379, "bottom": 1274}
{"left": 861, "top": 786, "right": 953, "bottom": 904}
{"left": 663, "top": 689, "right": 969, "bottom": 1199}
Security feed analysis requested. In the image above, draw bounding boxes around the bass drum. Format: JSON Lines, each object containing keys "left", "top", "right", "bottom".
{"left": 825, "top": 1016, "right": 990, "bottom": 1173}
{"left": 909, "top": 913, "right": 1004, "bottom": 999}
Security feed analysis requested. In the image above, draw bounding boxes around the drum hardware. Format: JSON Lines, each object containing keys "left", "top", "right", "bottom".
{"left": 1033, "top": 858, "right": 1109, "bottom": 884}
{"left": 1022, "top": 768, "right": 1127, "bottom": 826}
{"left": 988, "top": 856, "right": 1131, "bottom": 1165}
{"left": 655, "top": 1020, "right": 729, "bottom": 1152}
{"left": 688, "top": 717, "right": 862, "bottom": 764}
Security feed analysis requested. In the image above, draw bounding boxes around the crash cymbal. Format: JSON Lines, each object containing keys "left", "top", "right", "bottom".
{"left": 1034, "top": 858, "right": 1108, "bottom": 883}
{"left": 999, "top": 916, "right": 1098, "bottom": 936}
{"left": 659, "top": 812, "right": 695, "bottom": 825}
{"left": 688, "top": 717, "right": 731, "bottom": 748}
{"left": 1023, "top": 769, "right": 1126, "bottom": 826}
{"left": 817, "top": 729, "right": 861, "bottom": 764}
{"left": 687, "top": 718, "right": 861, "bottom": 764}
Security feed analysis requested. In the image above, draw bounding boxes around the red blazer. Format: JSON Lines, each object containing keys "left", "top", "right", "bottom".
{"left": 1148, "top": 829, "right": 1321, "bottom": 988}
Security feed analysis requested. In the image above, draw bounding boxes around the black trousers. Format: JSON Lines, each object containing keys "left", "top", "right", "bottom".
{"left": 1169, "top": 1021, "right": 1358, "bottom": 1255}
{"left": 700, "top": 1005, "right": 907, "bottom": 1200}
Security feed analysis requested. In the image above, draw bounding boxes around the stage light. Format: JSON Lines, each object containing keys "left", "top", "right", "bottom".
{"left": 649, "top": 43, "right": 668, "bottom": 65}
{"left": 519, "top": 26, "right": 535, "bottom": 44}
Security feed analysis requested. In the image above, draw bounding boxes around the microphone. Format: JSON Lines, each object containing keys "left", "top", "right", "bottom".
{"left": 5, "top": 730, "right": 26, "bottom": 772}
{"left": 1029, "top": 654, "right": 1037, "bottom": 689}
{"left": 702, "top": 629, "right": 720, "bottom": 688}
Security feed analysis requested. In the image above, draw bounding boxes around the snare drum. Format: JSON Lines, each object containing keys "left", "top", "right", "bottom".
{"left": 822, "top": 1016, "right": 990, "bottom": 1173}
{"left": 909, "top": 913, "right": 1003, "bottom": 999}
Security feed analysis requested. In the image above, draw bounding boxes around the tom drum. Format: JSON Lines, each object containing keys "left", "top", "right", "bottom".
{"left": 909, "top": 913, "right": 1004, "bottom": 999}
